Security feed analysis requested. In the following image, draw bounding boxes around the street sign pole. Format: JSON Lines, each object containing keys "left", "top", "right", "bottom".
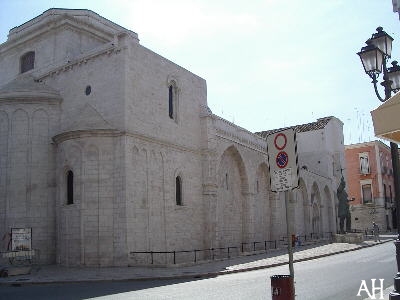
{"left": 267, "top": 128, "right": 298, "bottom": 300}
{"left": 285, "top": 190, "right": 294, "bottom": 278}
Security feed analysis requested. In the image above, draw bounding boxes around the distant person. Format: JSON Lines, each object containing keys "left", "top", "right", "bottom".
{"left": 372, "top": 222, "right": 380, "bottom": 242}
{"left": 296, "top": 234, "right": 301, "bottom": 247}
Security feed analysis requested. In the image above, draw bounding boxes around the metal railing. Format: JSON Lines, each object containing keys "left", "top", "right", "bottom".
{"left": 130, "top": 232, "right": 333, "bottom": 265}
{"left": 0, "top": 249, "right": 38, "bottom": 266}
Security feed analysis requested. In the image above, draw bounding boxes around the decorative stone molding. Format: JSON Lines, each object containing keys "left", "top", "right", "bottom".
{"left": 37, "top": 42, "right": 123, "bottom": 81}
{"left": 212, "top": 114, "right": 267, "bottom": 153}
{"left": 1, "top": 9, "right": 138, "bottom": 53}
{"left": 52, "top": 129, "right": 123, "bottom": 144}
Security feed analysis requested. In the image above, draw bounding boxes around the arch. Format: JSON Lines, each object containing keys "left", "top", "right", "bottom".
{"left": 83, "top": 144, "right": 100, "bottom": 266}
{"left": 10, "top": 109, "right": 29, "bottom": 214}
{"left": 294, "top": 177, "right": 309, "bottom": 235}
{"left": 216, "top": 145, "right": 249, "bottom": 250}
{"left": 31, "top": 109, "right": 50, "bottom": 204}
{"left": 323, "top": 185, "right": 334, "bottom": 234}
{"left": 0, "top": 111, "right": 9, "bottom": 244}
{"left": 218, "top": 145, "right": 249, "bottom": 192}
{"left": 311, "top": 182, "right": 322, "bottom": 235}
{"left": 312, "top": 203, "right": 320, "bottom": 235}
{"left": 254, "top": 162, "right": 271, "bottom": 242}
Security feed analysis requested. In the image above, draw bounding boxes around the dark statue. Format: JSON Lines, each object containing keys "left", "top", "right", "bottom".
{"left": 337, "top": 176, "right": 351, "bottom": 234}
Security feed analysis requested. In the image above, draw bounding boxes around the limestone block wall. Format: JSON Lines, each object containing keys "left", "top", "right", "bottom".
{"left": 0, "top": 101, "right": 59, "bottom": 263}
{"left": 41, "top": 46, "right": 126, "bottom": 133}
{"left": 209, "top": 116, "right": 277, "bottom": 251}
{"left": 126, "top": 136, "right": 204, "bottom": 265}
{"left": 55, "top": 132, "right": 126, "bottom": 266}
{"left": 124, "top": 39, "right": 207, "bottom": 150}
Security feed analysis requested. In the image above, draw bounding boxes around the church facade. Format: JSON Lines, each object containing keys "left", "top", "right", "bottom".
{"left": 0, "top": 9, "right": 345, "bottom": 266}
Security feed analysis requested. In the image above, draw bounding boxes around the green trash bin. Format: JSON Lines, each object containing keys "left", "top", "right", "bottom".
{"left": 270, "top": 275, "right": 294, "bottom": 300}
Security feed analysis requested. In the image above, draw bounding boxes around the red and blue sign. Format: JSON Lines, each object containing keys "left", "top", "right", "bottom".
{"left": 276, "top": 151, "right": 289, "bottom": 168}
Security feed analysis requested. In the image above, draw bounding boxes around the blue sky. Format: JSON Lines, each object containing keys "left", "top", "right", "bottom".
{"left": 1, "top": 0, "right": 399, "bottom": 145}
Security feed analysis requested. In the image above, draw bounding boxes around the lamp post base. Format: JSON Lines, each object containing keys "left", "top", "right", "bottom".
{"left": 390, "top": 239, "right": 400, "bottom": 299}
{"left": 390, "top": 291, "right": 400, "bottom": 299}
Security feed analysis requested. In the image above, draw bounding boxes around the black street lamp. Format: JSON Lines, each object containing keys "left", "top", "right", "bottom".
{"left": 358, "top": 26, "right": 400, "bottom": 299}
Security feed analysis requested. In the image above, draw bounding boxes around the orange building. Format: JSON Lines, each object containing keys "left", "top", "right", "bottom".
{"left": 344, "top": 141, "right": 396, "bottom": 232}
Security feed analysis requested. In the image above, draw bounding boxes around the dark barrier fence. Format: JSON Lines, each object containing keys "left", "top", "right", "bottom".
{"left": 130, "top": 232, "right": 333, "bottom": 265}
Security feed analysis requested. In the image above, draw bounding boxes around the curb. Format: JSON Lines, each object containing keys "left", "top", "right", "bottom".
{"left": 0, "top": 239, "right": 394, "bottom": 286}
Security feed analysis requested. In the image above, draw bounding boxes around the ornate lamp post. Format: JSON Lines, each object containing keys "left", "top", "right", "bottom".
{"left": 357, "top": 27, "right": 400, "bottom": 299}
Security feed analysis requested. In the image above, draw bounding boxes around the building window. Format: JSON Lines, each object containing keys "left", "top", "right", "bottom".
{"left": 176, "top": 176, "right": 182, "bottom": 206}
{"left": 67, "top": 170, "right": 74, "bottom": 205}
{"left": 225, "top": 173, "right": 229, "bottom": 190}
{"left": 169, "top": 85, "right": 174, "bottom": 119}
{"left": 20, "top": 51, "right": 35, "bottom": 73}
{"left": 168, "top": 80, "right": 179, "bottom": 121}
{"left": 362, "top": 184, "right": 372, "bottom": 204}
{"left": 359, "top": 153, "right": 370, "bottom": 175}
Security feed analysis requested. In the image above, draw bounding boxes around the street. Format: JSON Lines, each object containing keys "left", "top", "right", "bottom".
{"left": 0, "top": 242, "right": 396, "bottom": 300}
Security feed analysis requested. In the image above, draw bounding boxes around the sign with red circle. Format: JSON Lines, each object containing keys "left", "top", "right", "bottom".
{"left": 276, "top": 151, "right": 289, "bottom": 168}
{"left": 266, "top": 128, "right": 299, "bottom": 192}
{"left": 274, "top": 133, "right": 287, "bottom": 150}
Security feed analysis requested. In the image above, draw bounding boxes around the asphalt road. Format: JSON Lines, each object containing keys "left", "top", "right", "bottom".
{"left": 0, "top": 242, "right": 396, "bottom": 300}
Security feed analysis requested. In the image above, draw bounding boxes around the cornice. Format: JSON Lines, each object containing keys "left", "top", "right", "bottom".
{"left": 36, "top": 42, "right": 124, "bottom": 81}
{"left": 124, "top": 131, "right": 201, "bottom": 155}
{"left": 212, "top": 114, "right": 267, "bottom": 153}
{"left": 0, "top": 95, "right": 62, "bottom": 104}
{"left": 52, "top": 128, "right": 203, "bottom": 156}
{"left": 52, "top": 129, "right": 123, "bottom": 144}
{"left": 1, "top": 10, "right": 138, "bottom": 54}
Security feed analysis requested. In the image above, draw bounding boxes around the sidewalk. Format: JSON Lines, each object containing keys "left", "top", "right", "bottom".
{"left": 0, "top": 234, "right": 396, "bottom": 285}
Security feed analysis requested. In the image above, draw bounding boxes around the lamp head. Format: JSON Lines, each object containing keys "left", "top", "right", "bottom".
{"left": 369, "top": 27, "right": 393, "bottom": 58}
{"left": 357, "top": 44, "right": 384, "bottom": 78}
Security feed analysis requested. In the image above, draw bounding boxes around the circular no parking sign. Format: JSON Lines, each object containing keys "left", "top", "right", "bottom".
{"left": 276, "top": 151, "right": 289, "bottom": 168}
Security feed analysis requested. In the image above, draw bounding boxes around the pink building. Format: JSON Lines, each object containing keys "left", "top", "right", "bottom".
{"left": 345, "top": 141, "right": 396, "bottom": 232}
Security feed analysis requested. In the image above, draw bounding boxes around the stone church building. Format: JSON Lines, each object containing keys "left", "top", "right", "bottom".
{"left": 0, "top": 9, "right": 346, "bottom": 266}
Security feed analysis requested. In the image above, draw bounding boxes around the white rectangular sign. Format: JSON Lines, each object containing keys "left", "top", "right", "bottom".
{"left": 267, "top": 128, "right": 299, "bottom": 192}
{"left": 271, "top": 168, "right": 293, "bottom": 192}
{"left": 11, "top": 228, "right": 32, "bottom": 251}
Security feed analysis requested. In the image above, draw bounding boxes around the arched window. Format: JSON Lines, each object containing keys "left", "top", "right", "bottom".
{"left": 176, "top": 176, "right": 182, "bottom": 205}
{"left": 168, "top": 80, "right": 179, "bottom": 121}
{"left": 20, "top": 51, "right": 35, "bottom": 73}
{"left": 169, "top": 85, "right": 174, "bottom": 119}
{"left": 67, "top": 170, "right": 74, "bottom": 205}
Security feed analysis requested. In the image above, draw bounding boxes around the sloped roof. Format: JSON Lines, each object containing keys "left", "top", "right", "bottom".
{"left": 63, "top": 103, "right": 114, "bottom": 132}
{"left": 256, "top": 116, "right": 333, "bottom": 139}
{"left": 0, "top": 75, "right": 61, "bottom": 100}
